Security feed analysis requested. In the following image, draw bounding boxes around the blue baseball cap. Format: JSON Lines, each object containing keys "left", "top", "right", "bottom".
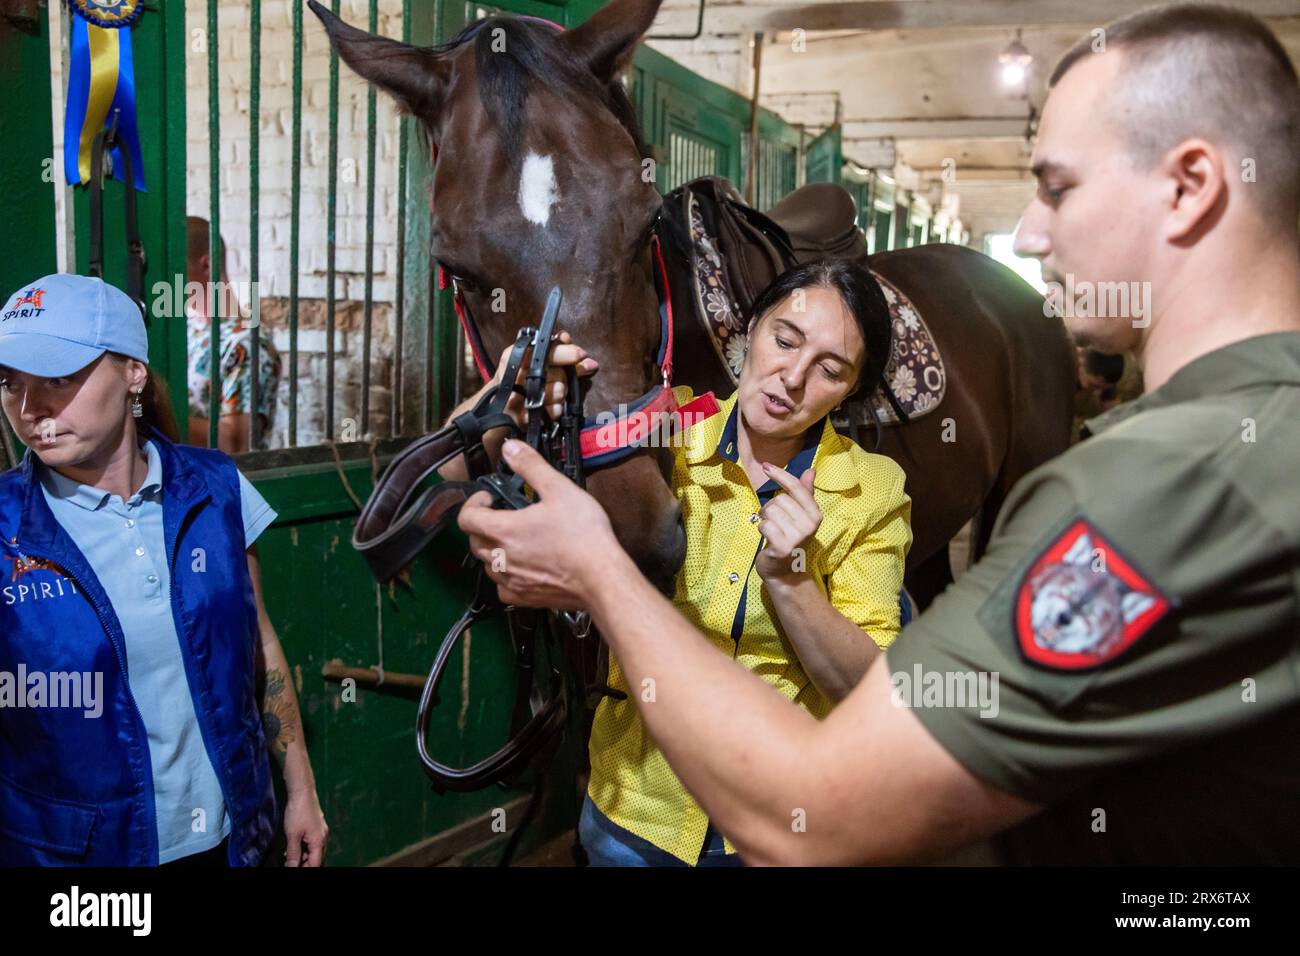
{"left": 0, "top": 274, "right": 149, "bottom": 377}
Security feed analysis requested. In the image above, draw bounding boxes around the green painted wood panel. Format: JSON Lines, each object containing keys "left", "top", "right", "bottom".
{"left": 0, "top": 9, "right": 58, "bottom": 294}
{"left": 804, "top": 124, "right": 842, "bottom": 186}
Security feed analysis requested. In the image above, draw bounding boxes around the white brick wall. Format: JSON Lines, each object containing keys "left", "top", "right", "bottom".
{"left": 185, "top": 0, "right": 407, "bottom": 304}
{"left": 647, "top": 33, "right": 750, "bottom": 96}
{"left": 185, "top": 1, "right": 412, "bottom": 446}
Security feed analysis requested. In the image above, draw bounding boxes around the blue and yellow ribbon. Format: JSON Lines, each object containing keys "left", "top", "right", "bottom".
{"left": 63, "top": 0, "right": 146, "bottom": 191}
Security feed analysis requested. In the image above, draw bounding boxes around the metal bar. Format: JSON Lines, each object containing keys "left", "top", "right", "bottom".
{"left": 326, "top": 0, "right": 341, "bottom": 441}
{"left": 249, "top": 0, "right": 262, "bottom": 451}
{"left": 361, "top": 0, "right": 378, "bottom": 438}
{"left": 425, "top": 235, "right": 435, "bottom": 433}
{"left": 425, "top": 272, "right": 435, "bottom": 433}
{"left": 289, "top": 0, "right": 303, "bottom": 446}
{"left": 0, "top": 409, "right": 18, "bottom": 472}
{"left": 646, "top": 0, "right": 706, "bottom": 41}
{"left": 450, "top": 317, "right": 463, "bottom": 411}
{"left": 744, "top": 32, "right": 763, "bottom": 206}
{"left": 321, "top": 660, "right": 426, "bottom": 690}
{"left": 207, "top": 0, "right": 221, "bottom": 450}
{"left": 369, "top": 795, "right": 533, "bottom": 867}
{"left": 393, "top": 0, "right": 411, "bottom": 438}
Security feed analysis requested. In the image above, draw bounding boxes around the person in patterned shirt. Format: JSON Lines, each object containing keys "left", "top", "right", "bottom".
{"left": 186, "top": 217, "right": 282, "bottom": 453}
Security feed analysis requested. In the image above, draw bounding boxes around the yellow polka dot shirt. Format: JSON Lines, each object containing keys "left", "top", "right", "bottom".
{"left": 586, "top": 386, "right": 913, "bottom": 864}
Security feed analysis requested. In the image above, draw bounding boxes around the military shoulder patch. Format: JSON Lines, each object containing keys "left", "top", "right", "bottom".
{"left": 1015, "top": 517, "right": 1173, "bottom": 671}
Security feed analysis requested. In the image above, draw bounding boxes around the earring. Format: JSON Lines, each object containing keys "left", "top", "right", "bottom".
{"left": 131, "top": 390, "right": 143, "bottom": 419}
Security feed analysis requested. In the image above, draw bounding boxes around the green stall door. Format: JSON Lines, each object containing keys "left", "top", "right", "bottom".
{"left": 803, "top": 124, "right": 842, "bottom": 187}
{"left": 0, "top": 8, "right": 58, "bottom": 293}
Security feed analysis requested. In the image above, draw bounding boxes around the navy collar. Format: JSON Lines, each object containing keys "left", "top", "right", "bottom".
{"left": 717, "top": 400, "right": 825, "bottom": 498}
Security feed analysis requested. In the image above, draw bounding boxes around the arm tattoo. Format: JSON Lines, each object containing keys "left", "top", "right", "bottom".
{"left": 261, "top": 666, "right": 298, "bottom": 755}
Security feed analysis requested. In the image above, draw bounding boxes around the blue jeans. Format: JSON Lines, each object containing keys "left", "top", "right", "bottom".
{"left": 579, "top": 794, "right": 745, "bottom": 867}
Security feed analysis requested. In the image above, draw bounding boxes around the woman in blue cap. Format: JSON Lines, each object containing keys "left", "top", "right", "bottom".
{"left": 0, "top": 274, "right": 327, "bottom": 866}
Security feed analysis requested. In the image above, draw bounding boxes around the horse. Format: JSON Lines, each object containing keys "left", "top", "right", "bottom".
{"left": 309, "top": 0, "right": 1075, "bottom": 609}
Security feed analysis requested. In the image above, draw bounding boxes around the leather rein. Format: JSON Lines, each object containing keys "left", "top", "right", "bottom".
{"left": 352, "top": 227, "right": 678, "bottom": 793}
{"left": 87, "top": 110, "right": 147, "bottom": 316}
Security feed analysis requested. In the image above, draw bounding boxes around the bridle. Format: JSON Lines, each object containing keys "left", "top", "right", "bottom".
{"left": 440, "top": 227, "right": 679, "bottom": 468}
{"left": 353, "top": 222, "right": 678, "bottom": 794}
{"left": 87, "top": 110, "right": 147, "bottom": 317}
{"left": 410, "top": 286, "right": 591, "bottom": 792}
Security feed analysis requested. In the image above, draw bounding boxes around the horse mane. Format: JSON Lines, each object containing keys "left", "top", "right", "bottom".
{"left": 435, "top": 16, "right": 651, "bottom": 167}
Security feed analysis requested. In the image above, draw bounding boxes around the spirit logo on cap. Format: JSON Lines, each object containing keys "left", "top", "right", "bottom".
{"left": 3, "top": 288, "right": 47, "bottom": 322}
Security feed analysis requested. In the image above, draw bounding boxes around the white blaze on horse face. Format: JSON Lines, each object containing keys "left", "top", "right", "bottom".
{"left": 518, "top": 152, "right": 559, "bottom": 227}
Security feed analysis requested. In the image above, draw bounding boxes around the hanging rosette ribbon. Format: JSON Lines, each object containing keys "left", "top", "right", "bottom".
{"left": 62, "top": 0, "right": 147, "bottom": 192}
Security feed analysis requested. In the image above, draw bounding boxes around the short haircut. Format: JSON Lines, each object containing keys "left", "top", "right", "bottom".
{"left": 1051, "top": 4, "right": 1300, "bottom": 226}
{"left": 745, "top": 258, "right": 892, "bottom": 402}
{"left": 186, "top": 216, "right": 227, "bottom": 268}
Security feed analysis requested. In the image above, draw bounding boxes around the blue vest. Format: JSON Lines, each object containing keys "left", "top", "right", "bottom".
{"left": 0, "top": 434, "right": 275, "bottom": 866}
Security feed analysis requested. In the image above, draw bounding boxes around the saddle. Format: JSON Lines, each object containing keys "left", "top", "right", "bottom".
{"left": 668, "top": 177, "right": 793, "bottom": 324}
{"left": 663, "top": 176, "right": 946, "bottom": 434}
{"left": 664, "top": 177, "right": 868, "bottom": 320}
{"left": 767, "top": 182, "right": 868, "bottom": 262}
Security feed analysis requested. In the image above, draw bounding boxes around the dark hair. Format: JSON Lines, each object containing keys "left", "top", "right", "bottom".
{"left": 112, "top": 354, "right": 180, "bottom": 444}
{"left": 744, "top": 258, "right": 891, "bottom": 402}
{"left": 1084, "top": 349, "right": 1125, "bottom": 386}
{"left": 1050, "top": 4, "right": 1299, "bottom": 224}
{"left": 466, "top": 17, "right": 649, "bottom": 166}
{"left": 141, "top": 367, "right": 180, "bottom": 443}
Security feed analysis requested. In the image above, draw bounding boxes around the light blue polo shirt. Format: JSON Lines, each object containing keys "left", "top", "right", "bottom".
{"left": 38, "top": 440, "right": 277, "bottom": 863}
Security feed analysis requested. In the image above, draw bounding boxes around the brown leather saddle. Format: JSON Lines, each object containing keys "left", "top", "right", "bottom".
{"left": 665, "top": 176, "right": 865, "bottom": 321}
{"left": 768, "top": 182, "right": 868, "bottom": 263}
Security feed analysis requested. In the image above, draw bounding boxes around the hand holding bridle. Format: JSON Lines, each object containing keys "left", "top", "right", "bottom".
{"left": 458, "top": 438, "right": 617, "bottom": 612}
{"left": 491, "top": 330, "right": 599, "bottom": 428}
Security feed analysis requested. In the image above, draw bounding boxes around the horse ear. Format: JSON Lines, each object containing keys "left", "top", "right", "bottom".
{"left": 560, "top": 0, "right": 664, "bottom": 84}
{"left": 308, "top": 0, "right": 446, "bottom": 117}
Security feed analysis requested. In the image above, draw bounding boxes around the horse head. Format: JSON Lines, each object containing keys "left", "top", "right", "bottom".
{"left": 310, "top": 0, "right": 686, "bottom": 594}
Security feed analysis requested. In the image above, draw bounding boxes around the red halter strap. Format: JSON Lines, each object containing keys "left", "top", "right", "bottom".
{"left": 440, "top": 231, "right": 677, "bottom": 468}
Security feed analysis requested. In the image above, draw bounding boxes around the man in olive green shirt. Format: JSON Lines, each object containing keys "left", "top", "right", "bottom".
{"left": 459, "top": 5, "right": 1300, "bottom": 864}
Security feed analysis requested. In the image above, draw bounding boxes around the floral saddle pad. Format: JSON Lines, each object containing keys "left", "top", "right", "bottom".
{"left": 684, "top": 190, "right": 946, "bottom": 426}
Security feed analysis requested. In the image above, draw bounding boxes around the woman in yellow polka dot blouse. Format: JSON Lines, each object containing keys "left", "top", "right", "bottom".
{"left": 580, "top": 258, "right": 913, "bottom": 866}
